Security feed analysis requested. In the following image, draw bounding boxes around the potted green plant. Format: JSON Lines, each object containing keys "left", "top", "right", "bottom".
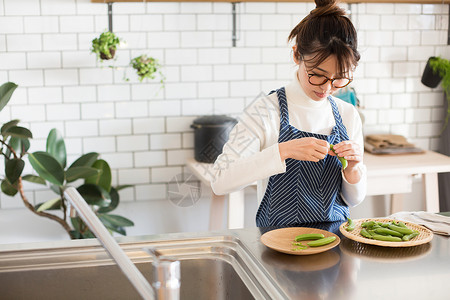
{"left": 130, "top": 54, "right": 164, "bottom": 83}
{"left": 0, "top": 82, "right": 134, "bottom": 239}
{"left": 421, "top": 56, "right": 450, "bottom": 132}
{"left": 91, "top": 30, "right": 121, "bottom": 61}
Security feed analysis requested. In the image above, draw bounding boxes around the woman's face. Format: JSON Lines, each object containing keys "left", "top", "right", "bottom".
{"left": 296, "top": 54, "right": 352, "bottom": 101}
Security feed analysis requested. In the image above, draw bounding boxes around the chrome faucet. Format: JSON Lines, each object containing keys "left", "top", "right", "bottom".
{"left": 64, "top": 187, "right": 180, "bottom": 300}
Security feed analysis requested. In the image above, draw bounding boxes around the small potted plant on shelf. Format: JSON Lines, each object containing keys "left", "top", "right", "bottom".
{"left": 421, "top": 56, "right": 450, "bottom": 132}
{"left": 91, "top": 30, "right": 121, "bottom": 61}
{"left": 0, "top": 82, "right": 134, "bottom": 239}
{"left": 130, "top": 54, "right": 164, "bottom": 83}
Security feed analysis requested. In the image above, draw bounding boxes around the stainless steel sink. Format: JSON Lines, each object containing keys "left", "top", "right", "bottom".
{"left": 0, "top": 235, "right": 284, "bottom": 299}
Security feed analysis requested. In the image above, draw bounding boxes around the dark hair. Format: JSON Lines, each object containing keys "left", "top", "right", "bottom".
{"left": 288, "top": 0, "right": 360, "bottom": 76}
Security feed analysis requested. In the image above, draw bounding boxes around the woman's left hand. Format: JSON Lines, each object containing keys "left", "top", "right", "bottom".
{"left": 328, "top": 140, "right": 363, "bottom": 184}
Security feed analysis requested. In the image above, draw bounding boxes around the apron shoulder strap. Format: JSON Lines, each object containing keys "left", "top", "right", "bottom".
{"left": 328, "top": 96, "right": 349, "bottom": 141}
{"left": 275, "top": 87, "right": 289, "bottom": 126}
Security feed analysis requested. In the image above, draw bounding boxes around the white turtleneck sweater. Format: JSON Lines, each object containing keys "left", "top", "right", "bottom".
{"left": 211, "top": 74, "right": 367, "bottom": 208}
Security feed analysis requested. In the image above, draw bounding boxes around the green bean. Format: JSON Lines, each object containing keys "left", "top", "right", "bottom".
{"left": 371, "top": 234, "right": 402, "bottom": 242}
{"left": 360, "top": 228, "right": 373, "bottom": 239}
{"left": 357, "top": 220, "right": 419, "bottom": 243}
{"left": 346, "top": 218, "right": 355, "bottom": 231}
{"left": 307, "top": 236, "right": 337, "bottom": 247}
{"left": 330, "top": 144, "right": 348, "bottom": 169}
{"left": 402, "top": 231, "right": 420, "bottom": 241}
{"left": 338, "top": 157, "right": 348, "bottom": 169}
{"left": 292, "top": 244, "right": 308, "bottom": 250}
{"left": 292, "top": 247, "right": 307, "bottom": 251}
{"left": 374, "top": 227, "right": 404, "bottom": 238}
{"left": 377, "top": 222, "right": 390, "bottom": 228}
{"left": 361, "top": 221, "right": 376, "bottom": 228}
{"left": 388, "top": 224, "right": 414, "bottom": 235}
{"left": 398, "top": 221, "right": 408, "bottom": 228}
{"left": 367, "top": 229, "right": 377, "bottom": 236}
{"left": 294, "top": 233, "right": 325, "bottom": 242}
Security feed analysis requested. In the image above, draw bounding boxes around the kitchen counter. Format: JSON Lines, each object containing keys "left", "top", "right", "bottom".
{"left": 245, "top": 223, "right": 449, "bottom": 299}
{"left": 1, "top": 223, "right": 449, "bottom": 299}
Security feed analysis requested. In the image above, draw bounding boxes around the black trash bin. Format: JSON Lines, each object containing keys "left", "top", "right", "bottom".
{"left": 191, "top": 115, "right": 237, "bottom": 163}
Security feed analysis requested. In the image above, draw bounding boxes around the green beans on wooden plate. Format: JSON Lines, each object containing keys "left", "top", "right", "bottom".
{"left": 307, "top": 236, "right": 337, "bottom": 247}
{"left": 291, "top": 233, "right": 336, "bottom": 251}
{"left": 294, "top": 233, "right": 325, "bottom": 242}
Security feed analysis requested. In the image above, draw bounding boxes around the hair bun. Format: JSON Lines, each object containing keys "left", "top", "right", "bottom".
{"left": 311, "top": 0, "right": 345, "bottom": 18}
{"left": 315, "top": 0, "right": 336, "bottom": 7}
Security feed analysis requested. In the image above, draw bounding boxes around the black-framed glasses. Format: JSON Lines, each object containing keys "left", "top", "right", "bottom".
{"left": 306, "top": 69, "right": 352, "bottom": 88}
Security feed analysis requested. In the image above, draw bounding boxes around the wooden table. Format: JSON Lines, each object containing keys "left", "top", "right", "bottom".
{"left": 364, "top": 151, "right": 450, "bottom": 214}
{"left": 186, "top": 157, "right": 251, "bottom": 230}
{"left": 187, "top": 151, "right": 450, "bottom": 230}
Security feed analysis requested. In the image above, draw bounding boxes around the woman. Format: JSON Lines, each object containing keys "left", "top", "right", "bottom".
{"left": 211, "top": 0, "right": 366, "bottom": 227}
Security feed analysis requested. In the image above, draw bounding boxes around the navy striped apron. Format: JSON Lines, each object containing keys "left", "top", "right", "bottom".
{"left": 256, "top": 87, "right": 350, "bottom": 227}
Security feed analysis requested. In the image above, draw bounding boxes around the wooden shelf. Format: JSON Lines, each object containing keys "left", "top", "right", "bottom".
{"left": 91, "top": 0, "right": 450, "bottom": 3}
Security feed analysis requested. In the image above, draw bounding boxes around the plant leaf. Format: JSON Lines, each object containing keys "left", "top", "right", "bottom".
{"left": 68, "top": 152, "right": 99, "bottom": 169}
{"left": 22, "top": 174, "right": 47, "bottom": 185}
{"left": 98, "top": 214, "right": 127, "bottom": 235}
{"left": 65, "top": 167, "right": 100, "bottom": 183}
{"left": 69, "top": 229, "right": 82, "bottom": 239}
{"left": 82, "top": 231, "right": 96, "bottom": 239}
{"left": 0, "top": 82, "right": 18, "bottom": 112}
{"left": 5, "top": 158, "right": 24, "bottom": 184}
{"left": 115, "top": 184, "right": 133, "bottom": 191}
{"left": 85, "top": 159, "right": 111, "bottom": 192}
{"left": 99, "top": 214, "right": 134, "bottom": 227}
{"left": 76, "top": 183, "right": 110, "bottom": 206}
{"left": 71, "top": 217, "right": 81, "bottom": 233}
{"left": 35, "top": 197, "right": 61, "bottom": 212}
{"left": 7, "top": 137, "right": 31, "bottom": 158}
{"left": 70, "top": 217, "right": 95, "bottom": 239}
{"left": 102, "top": 222, "right": 126, "bottom": 235}
{"left": 97, "top": 186, "right": 119, "bottom": 213}
{"left": 1, "top": 179, "right": 18, "bottom": 196}
{"left": 28, "top": 152, "right": 65, "bottom": 186}
{"left": 50, "top": 184, "right": 61, "bottom": 195}
{"left": 1, "top": 119, "right": 20, "bottom": 135}
{"left": 46, "top": 128, "right": 67, "bottom": 168}
{"left": 3, "top": 126, "right": 33, "bottom": 139}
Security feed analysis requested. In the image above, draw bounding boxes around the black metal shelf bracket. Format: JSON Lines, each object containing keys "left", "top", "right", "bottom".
{"left": 448, "top": 4, "right": 450, "bottom": 45}
{"left": 232, "top": 2, "right": 240, "bottom": 47}
{"left": 108, "top": 2, "right": 113, "bottom": 32}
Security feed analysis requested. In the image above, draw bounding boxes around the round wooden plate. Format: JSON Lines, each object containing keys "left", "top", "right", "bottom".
{"left": 260, "top": 227, "right": 340, "bottom": 255}
{"left": 339, "top": 218, "right": 433, "bottom": 247}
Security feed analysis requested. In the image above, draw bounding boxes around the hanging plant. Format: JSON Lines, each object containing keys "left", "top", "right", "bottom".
{"left": 130, "top": 55, "right": 164, "bottom": 83}
{"left": 91, "top": 31, "right": 121, "bottom": 61}
{"left": 421, "top": 56, "right": 450, "bottom": 133}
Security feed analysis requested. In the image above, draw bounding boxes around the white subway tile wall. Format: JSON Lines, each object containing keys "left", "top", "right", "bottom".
{"left": 0, "top": 1, "right": 448, "bottom": 209}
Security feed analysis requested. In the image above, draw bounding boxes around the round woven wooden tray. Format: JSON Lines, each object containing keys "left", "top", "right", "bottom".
{"left": 339, "top": 218, "right": 433, "bottom": 247}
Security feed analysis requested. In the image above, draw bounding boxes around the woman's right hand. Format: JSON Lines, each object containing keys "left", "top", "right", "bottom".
{"left": 278, "top": 137, "right": 329, "bottom": 162}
